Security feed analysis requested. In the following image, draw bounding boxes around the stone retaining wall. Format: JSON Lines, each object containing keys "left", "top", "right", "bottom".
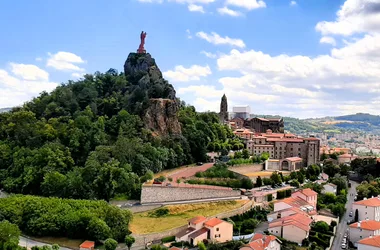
{"left": 141, "top": 186, "right": 241, "bottom": 204}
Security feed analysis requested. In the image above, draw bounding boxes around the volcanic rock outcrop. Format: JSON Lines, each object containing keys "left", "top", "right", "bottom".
{"left": 124, "top": 53, "right": 181, "bottom": 136}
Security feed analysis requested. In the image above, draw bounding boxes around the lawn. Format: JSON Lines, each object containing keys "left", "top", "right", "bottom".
{"left": 244, "top": 171, "right": 291, "bottom": 177}
{"left": 130, "top": 200, "right": 248, "bottom": 234}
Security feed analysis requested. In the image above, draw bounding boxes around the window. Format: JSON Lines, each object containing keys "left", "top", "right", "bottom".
{"left": 366, "top": 212, "right": 367, "bottom": 215}
{"left": 216, "top": 228, "right": 219, "bottom": 231}
{"left": 298, "top": 148, "right": 301, "bottom": 151}
{"left": 215, "top": 234, "right": 218, "bottom": 238}
{"left": 276, "top": 231, "right": 278, "bottom": 233}
{"left": 291, "top": 148, "right": 293, "bottom": 151}
{"left": 360, "top": 236, "right": 362, "bottom": 238}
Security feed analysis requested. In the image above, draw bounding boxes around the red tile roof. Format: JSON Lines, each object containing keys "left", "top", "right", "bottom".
{"left": 300, "top": 188, "right": 318, "bottom": 197}
{"left": 339, "top": 153, "right": 357, "bottom": 158}
{"left": 266, "top": 138, "right": 304, "bottom": 143}
{"left": 350, "top": 220, "right": 380, "bottom": 231}
{"left": 80, "top": 241, "right": 95, "bottom": 249}
{"left": 204, "top": 218, "right": 224, "bottom": 227}
{"left": 269, "top": 212, "right": 312, "bottom": 232}
{"left": 354, "top": 197, "right": 380, "bottom": 207}
{"left": 276, "top": 197, "right": 310, "bottom": 208}
{"left": 358, "top": 235, "right": 380, "bottom": 247}
{"left": 244, "top": 234, "right": 280, "bottom": 250}
{"left": 189, "top": 216, "right": 207, "bottom": 224}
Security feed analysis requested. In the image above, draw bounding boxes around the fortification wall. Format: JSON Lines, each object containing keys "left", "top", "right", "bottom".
{"left": 140, "top": 186, "right": 241, "bottom": 204}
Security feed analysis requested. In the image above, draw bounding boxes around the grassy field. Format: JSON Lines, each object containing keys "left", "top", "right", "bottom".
{"left": 130, "top": 200, "right": 248, "bottom": 234}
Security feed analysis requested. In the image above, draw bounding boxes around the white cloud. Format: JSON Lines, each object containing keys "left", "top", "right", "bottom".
{"left": 225, "top": 0, "right": 266, "bottom": 10}
{"left": 217, "top": 6, "right": 243, "bottom": 17}
{"left": 316, "top": 0, "right": 380, "bottom": 36}
{"left": 196, "top": 31, "right": 246, "bottom": 48}
{"left": 188, "top": 4, "right": 205, "bottom": 12}
{"left": 163, "top": 64, "right": 212, "bottom": 82}
{"left": 10, "top": 63, "right": 49, "bottom": 81}
{"left": 320, "top": 36, "right": 337, "bottom": 46}
{"left": 0, "top": 64, "right": 58, "bottom": 108}
{"left": 35, "top": 57, "right": 43, "bottom": 62}
{"left": 290, "top": 1, "right": 297, "bottom": 6}
{"left": 186, "top": 29, "right": 192, "bottom": 39}
{"left": 47, "top": 51, "right": 85, "bottom": 72}
{"left": 200, "top": 51, "right": 217, "bottom": 58}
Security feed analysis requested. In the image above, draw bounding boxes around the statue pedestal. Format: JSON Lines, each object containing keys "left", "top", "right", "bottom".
{"left": 137, "top": 49, "right": 146, "bottom": 54}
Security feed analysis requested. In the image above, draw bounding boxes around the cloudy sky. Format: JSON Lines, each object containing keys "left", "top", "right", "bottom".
{"left": 1, "top": 0, "right": 380, "bottom": 118}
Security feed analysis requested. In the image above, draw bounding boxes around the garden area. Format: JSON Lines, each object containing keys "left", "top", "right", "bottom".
{"left": 186, "top": 162, "right": 254, "bottom": 189}
{"left": 129, "top": 200, "right": 248, "bottom": 234}
{"left": 225, "top": 206, "right": 269, "bottom": 235}
{"left": 306, "top": 221, "right": 336, "bottom": 250}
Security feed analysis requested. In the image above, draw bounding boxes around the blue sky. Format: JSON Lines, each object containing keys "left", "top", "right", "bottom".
{"left": 1, "top": 0, "right": 380, "bottom": 118}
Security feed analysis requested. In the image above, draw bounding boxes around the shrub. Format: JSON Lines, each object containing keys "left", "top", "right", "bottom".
{"left": 149, "top": 207, "right": 169, "bottom": 217}
{"left": 161, "top": 236, "right": 175, "bottom": 243}
{"left": 267, "top": 194, "right": 273, "bottom": 202}
{"left": 104, "top": 239, "right": 118, "bottom": 250}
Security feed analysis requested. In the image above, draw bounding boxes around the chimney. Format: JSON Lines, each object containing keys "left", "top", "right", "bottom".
{"left": 364, "top": 198, "right": 368, "bottom": 200}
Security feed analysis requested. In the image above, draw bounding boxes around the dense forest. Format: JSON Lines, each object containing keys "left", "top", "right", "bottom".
{"left": 0, "top": 68, "right": 237, "bottom": 201}
{"left": 0, "top": 195, "right": 131, "bottom": 242}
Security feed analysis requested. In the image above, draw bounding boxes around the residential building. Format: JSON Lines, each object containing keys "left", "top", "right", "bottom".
{"left": 274, "top": 196, "right": 316, "bottom": 214}
{"left": 240, "top": 233, "right": 281, "bottom": 250}
{"left": 233, "top": 129, "right": 255, "bottom": 140}
{"left": 353, "top": 197, "right": 380, "bottom": 222}
{"left": 350, "top": 220, "right": 380, "bottom": 247}
{"left": 338, "top": 153, "right": 358, "bottom": 164}
{"left": 79, "top": 241, "right": 95, "bottom": 250}
{"left": 268, "top": 213, "right": 313, "bottom": 244}
{"left": 291, "top": 188, "right": 318, "bottom": 208}
{"left": 246, "top": 131, "right": 320, "bottom": 167}
{"left": 322, "top": 183, "right": 337, "bottom": 195}
{"left": 320, "top": 146, "right": 351, "bottom": 155}
{"left": 175, "top": 216, "right": 233, "bottom": 246}
{"left": 358, "top": 235, "right": 380, "bottom": 250}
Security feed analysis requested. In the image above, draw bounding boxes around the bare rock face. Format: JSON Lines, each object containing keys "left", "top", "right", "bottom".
{"left": 124, "top": 53, "right": 181, "bottom": 136}
{"left": 144, "top": 98, "right": 182, "bottom": 136}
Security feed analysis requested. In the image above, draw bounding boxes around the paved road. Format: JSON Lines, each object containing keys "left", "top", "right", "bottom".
{"left": 19, "top": 236, "right": 72, "bottom": 250}
{"left": 330, "top": 181, "right": 358, "bottom": 250}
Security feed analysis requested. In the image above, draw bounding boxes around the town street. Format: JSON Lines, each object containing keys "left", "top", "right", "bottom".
{"left": 330, "top": 181, "right": 359, "bottom": 250}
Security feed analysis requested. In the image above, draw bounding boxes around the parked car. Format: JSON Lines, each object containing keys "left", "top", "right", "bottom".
{"left": 166, "top": 183, "right": 172, "bottom": 187}
{"left": 349, "top": 211, "right": 353, "bottom": 217}
{"left": 153, "top": 179, "right": 162, "bottom": 185}
{"left": 196, "top": 162, "right": 203, "bottom": 166}
{"left": 341, "top": 244, "right": 346, "bottom": 249}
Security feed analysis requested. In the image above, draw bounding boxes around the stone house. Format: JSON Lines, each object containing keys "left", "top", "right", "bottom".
{"left": 79, "top": 241, "right": 95, "bottom": 250}
{"left": 291, "top": 188, "right": 318, "bottom": 208}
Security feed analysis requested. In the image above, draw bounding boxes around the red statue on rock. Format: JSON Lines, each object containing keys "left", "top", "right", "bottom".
{"left": 137, "top": 31, "right": 147, "bottom": 53}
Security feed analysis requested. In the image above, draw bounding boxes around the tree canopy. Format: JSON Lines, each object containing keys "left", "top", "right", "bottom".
{"left": 0, "top": 70, "right": 235, "bottom": 201}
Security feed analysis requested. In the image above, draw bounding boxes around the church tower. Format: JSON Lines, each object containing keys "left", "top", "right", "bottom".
{"left": 219, "top": 94, "right": 228, "bottom": 122}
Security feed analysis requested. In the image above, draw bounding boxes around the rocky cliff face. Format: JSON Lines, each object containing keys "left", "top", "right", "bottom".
{"left": 124, "top": 53, "right": 181, "bottom": 136}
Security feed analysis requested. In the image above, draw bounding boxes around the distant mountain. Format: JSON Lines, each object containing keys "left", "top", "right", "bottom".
{"left": 279, "top": 113, "right": 380, "bottom": 135}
